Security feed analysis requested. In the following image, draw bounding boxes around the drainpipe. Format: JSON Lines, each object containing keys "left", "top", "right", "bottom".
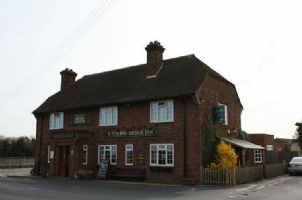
{"left": 182, "top": 98, "right": 187, "bottom": 179}
{"left": 38, "top": 114, "right": 44, "bottom": 175}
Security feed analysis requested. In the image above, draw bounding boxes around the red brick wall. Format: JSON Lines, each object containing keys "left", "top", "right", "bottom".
{"left": 274, "top": 139, "right": 284, "bottom": 151}
{"left": 200, "top": 75, "right": 243, "bottom": 137}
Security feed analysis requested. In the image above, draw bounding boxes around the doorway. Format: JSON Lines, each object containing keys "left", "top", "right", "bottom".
{"left": 58, "top": 146, "right": 69, "bottom": 177}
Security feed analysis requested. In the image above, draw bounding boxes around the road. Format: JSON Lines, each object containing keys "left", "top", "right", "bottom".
{"left": 0, "top": 174, "right": 301, "bottom": 200}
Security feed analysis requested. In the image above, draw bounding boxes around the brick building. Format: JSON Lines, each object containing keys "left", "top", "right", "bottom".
{"left": 33, "top": 41, "right": 248, "bottom": 183}
{"left": 249, "top": 134, "right": 284, "bottom": 151}
{"left": 246, "top": 133, "right": 285, "bottom": 166}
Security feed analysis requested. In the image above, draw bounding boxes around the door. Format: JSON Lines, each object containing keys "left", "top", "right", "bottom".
{"left": 58, "top": 146, "right": 69, "bottom": 177}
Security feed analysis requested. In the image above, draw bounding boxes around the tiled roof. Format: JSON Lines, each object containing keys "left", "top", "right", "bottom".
{"left": 33, "top": 54, "right": 232, "bottom": 114}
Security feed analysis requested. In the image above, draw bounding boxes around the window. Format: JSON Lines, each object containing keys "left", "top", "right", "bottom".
{"left": 47, "top": 146, "right": 50, "bottom": 163}
{"left": 125, "top": 145, "right": 133, "bottom": 165}
{"left": 49, "top": 112, "right": 64, "bottom": 129}
{"left": 83, "top": 145, "right": 88, "bottom": 165}
{"left": 99, "top": 145, "right": 117, "bottom": 165}
{"left": 150, "top": 100, "right": 173, "bottom": 123}
{"left": 99, "top": 107, "right": 118, "bottom": 126}
{"left": 150, "top": 144, "right": 174, "bottom": 166}
{"left": 254, "top": 150, "right": 262, "bottom": 163}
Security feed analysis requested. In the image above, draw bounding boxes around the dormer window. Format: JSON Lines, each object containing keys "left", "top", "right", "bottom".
{"left": 49, "top": 112, "right": 64, "bottom": 129}
{"left": 150, "top": 100, "right": 173, "bottom": 123}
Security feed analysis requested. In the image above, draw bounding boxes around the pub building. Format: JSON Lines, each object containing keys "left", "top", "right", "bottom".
{"left": 33, "top": 41, "right": 246, "bottom": 184}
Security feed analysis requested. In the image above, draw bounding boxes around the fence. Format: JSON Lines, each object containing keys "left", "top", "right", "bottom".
{"left": 235, "top": 165, "right": 263, "bottom": 184}
{"left": 201, "top": 163, "right": 287, "bottom": 186}
{"left": 200, "top": 168, "right": 235, "bottom": 185}
{"left": 264, "top": 163, "right": 287, "bottom": 179}
{"left": 0, "top": 157, "right": 34, "bottom": 169}
{"left": 265, "top": 150, "right": 299, "bottom": 164}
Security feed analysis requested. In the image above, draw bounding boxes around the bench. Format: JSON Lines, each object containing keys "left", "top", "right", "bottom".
{"left": 110, "top": 168, "right": 146, "bottom": 181}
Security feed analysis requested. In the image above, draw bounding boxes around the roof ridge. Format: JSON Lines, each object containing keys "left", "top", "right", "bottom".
{"left": 82, "top": 54, "right": 196, "bottom": 78}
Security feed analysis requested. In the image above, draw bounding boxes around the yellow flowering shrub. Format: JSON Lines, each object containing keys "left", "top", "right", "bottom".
{"left": 210, "top": 140, "right": 237, "bottom": 169}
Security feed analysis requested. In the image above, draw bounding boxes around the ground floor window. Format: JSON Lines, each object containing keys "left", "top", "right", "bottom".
{"left": 83, "top": 145, "right": 88, "bottom": 165}
{"left": 150, "top": 144, "right": 174, "bottom": 166}
{"left": 99, "top": 145, "right": 117, "bottom": 165}
{"left": 125, "top": 144, "right": 133, "bottom": 165}
{"left": 254, "top": 150, "right": 262, "bottom": 163}
{"left": 47, "top": 146, "right": 50, "bottom": 163}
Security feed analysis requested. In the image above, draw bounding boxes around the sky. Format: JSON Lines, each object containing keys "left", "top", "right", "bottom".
{"left": 0, "top": 0, "right": 301, "bottom": 139}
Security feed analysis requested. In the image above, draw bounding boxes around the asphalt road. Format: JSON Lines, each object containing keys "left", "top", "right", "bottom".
{"left": 0, "top": 174, "right": 301, "bottom": 200}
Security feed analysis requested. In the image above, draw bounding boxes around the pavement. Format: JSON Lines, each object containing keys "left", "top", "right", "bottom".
{"left": 0, "top": 168, "right": 32, "bottom": 177}
{"left": 0, "top": 168, "right": 203, "bottom": 188}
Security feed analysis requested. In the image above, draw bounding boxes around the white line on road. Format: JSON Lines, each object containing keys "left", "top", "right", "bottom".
{"left": 256, "top": 185, "right": 265, "bottom": 189}
{"left": 236, "top": 185, "right": 258, "bottom": 192}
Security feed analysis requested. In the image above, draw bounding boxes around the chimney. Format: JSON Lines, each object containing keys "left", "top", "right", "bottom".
{"left": 60, "top": 68, "right": 77, "bottom": 90}
{"left": 145, "top": 41, "right": 165, "bottom": 77}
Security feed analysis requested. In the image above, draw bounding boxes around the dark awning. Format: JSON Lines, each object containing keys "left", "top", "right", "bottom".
{"left": 219, "top": 137, "right": 265, "bottom": 150}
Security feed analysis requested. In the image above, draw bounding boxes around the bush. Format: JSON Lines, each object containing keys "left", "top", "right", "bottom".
{"left": 210, "top": 140, "right": 237, "bottom": 169}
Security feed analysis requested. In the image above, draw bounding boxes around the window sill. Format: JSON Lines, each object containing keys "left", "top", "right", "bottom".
{"left": 49, "top": 128, "right": 63, "bottom": 130}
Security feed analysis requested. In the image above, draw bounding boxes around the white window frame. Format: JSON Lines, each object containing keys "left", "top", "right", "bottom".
{"left": 99, "top": 106, "right": 118, "bottom": 126}
{"left": 254, "top": 150, "right": 262, "bottom": 163}
{"left": 83, "top": 145, "right": 88, "bottom": 165}
{"left": 150, "top": 144, "right": 174, "bottom": 166}
{"left": 150, "top": 100, "right": 174, "bottom": 123}
{"left": 49, "top": 112, "right": 64, "bottom": 129}
{"left": 125, "top": 144, "right": 133, "bottom": 166}
{"left": 98, "top": 145, "right": 117, "bottom": 165}
{"left": 47, "top": 146, "right": 50, "bottom": 163}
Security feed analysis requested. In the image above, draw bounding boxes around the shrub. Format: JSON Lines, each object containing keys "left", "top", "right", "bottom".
{"left": 210, "top": 140, "right": 237, "bottom": 169}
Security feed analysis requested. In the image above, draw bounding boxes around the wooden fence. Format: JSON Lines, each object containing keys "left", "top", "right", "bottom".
{"left": 200, "top": 168, "right": 235, "bottom": 185}
{"left": 0, "top": 157, "right": 34, "bottom": 169}
{"left": 201, "top": 163, "right": 286, "bottom": 185}
{"left": 235, "top": 165, "right": 263, "bottom": 184}
{"left": 264, "top": 163, "right": 287, "bottom": 179}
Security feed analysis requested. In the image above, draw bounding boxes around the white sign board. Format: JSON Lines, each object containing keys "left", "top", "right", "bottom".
{"left": 266, "top": 145, "right": 273, "bottom": 151}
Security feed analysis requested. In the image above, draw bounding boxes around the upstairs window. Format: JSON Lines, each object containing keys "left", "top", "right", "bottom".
{"left": 49, "top": 112, "right": 64, "bottom": 129}
{"left": 150, "top": 100, "right": 173, "bottom": 123}
{"left": 99, "top": 106, "right": 118, "bottom": 126}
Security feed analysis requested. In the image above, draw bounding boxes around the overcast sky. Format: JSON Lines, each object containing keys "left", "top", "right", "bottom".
{"left": 0, "top": 0, "right": 301, "bottom": 139}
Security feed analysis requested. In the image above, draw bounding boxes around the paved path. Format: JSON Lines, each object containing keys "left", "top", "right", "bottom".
{"left": 0, "top": 168, "right": 31, "bottom": 177}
